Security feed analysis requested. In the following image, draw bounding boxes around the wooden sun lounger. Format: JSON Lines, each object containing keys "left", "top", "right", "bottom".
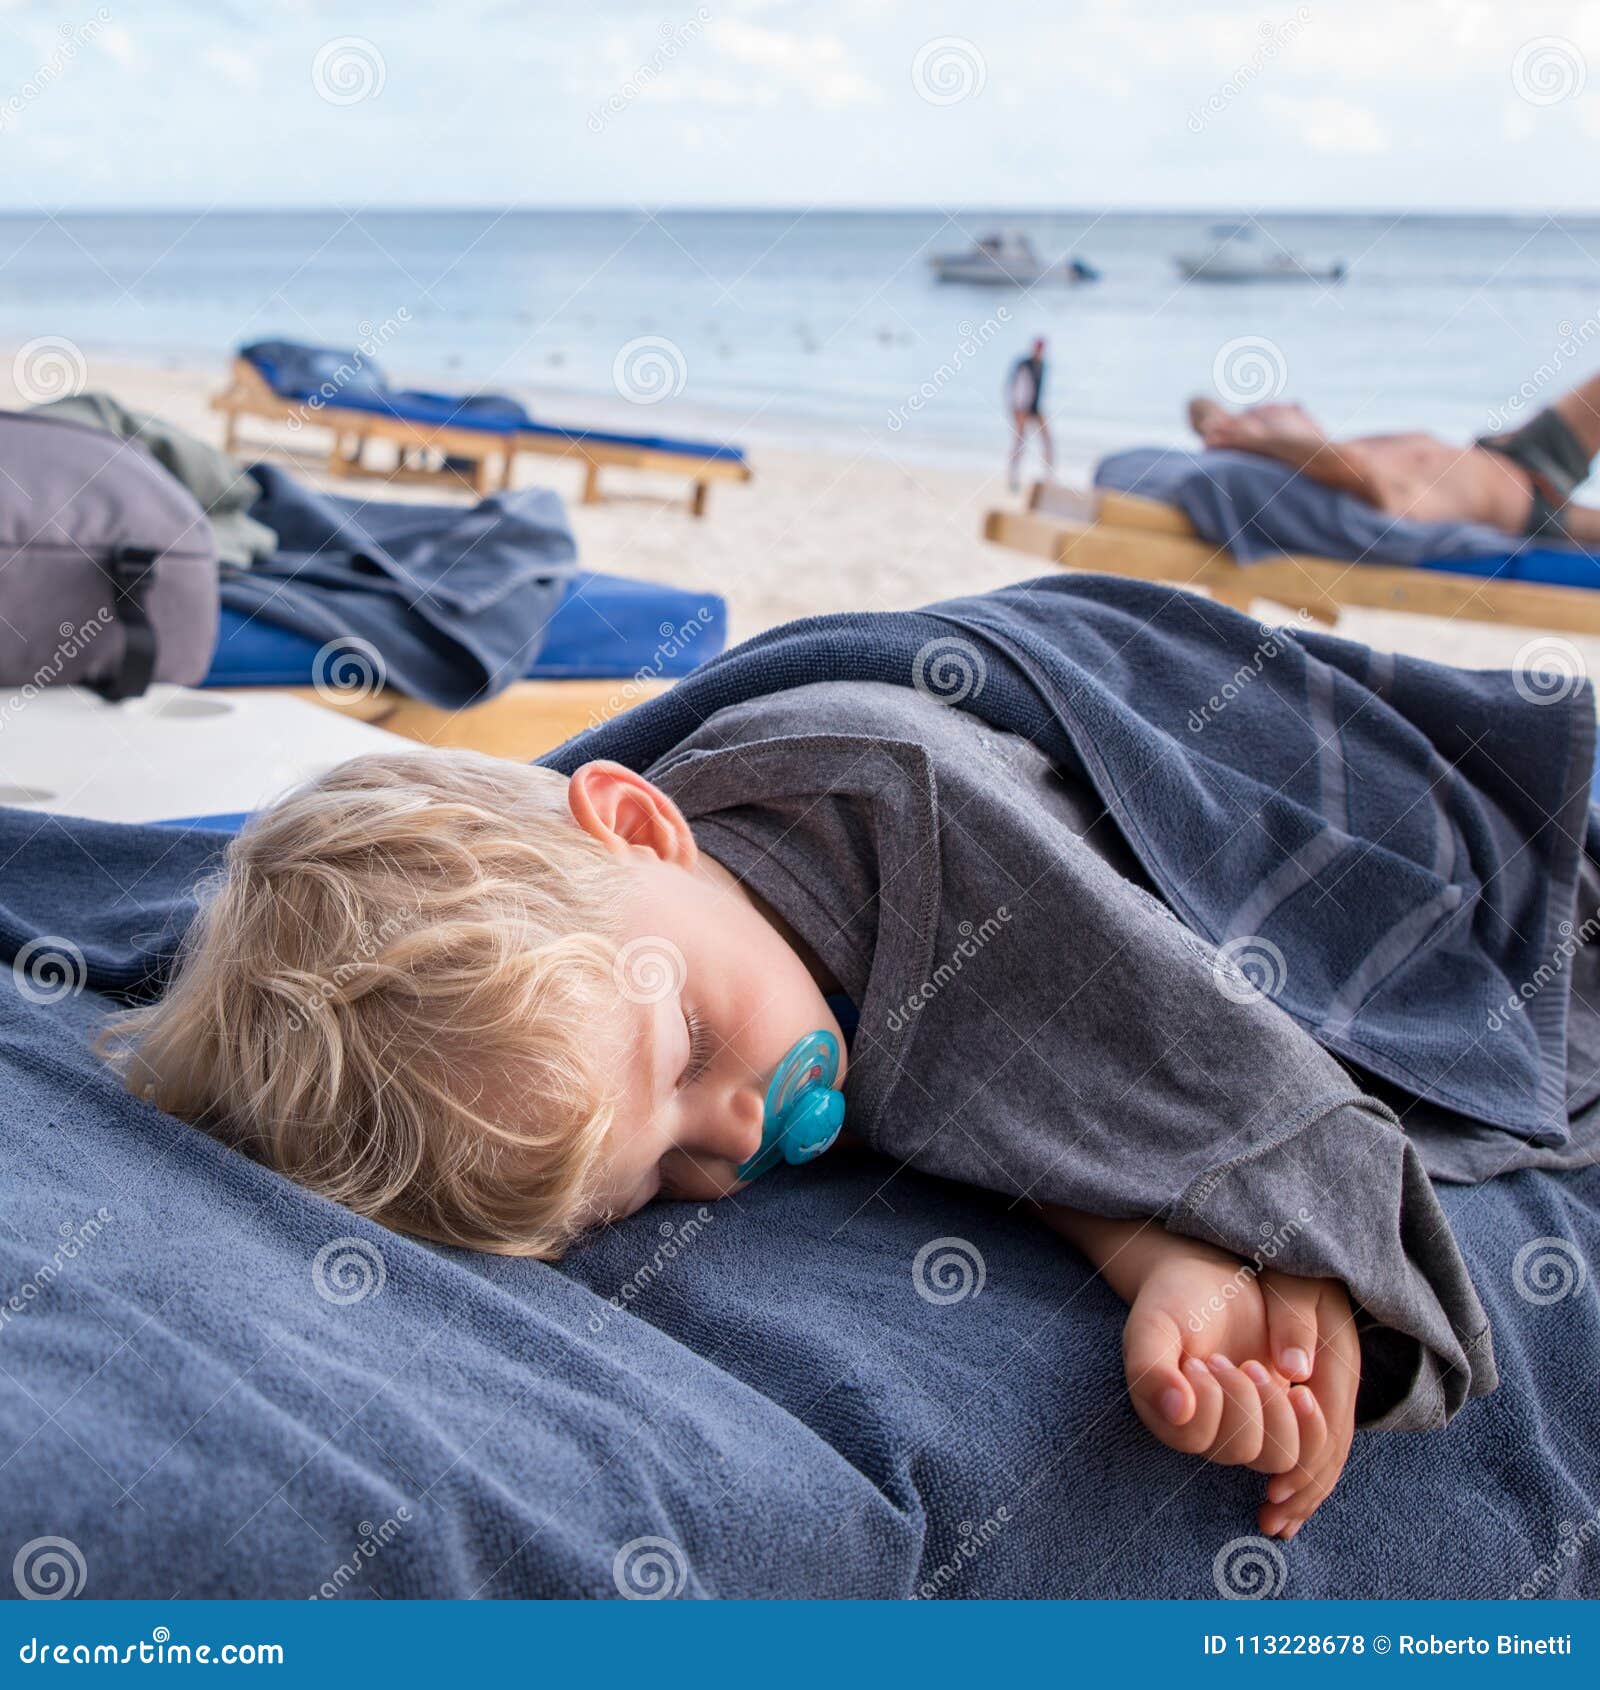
{"left": 245, "top": 676, "right": 672, "bottom": 761}
{"left": 982, "top": 482, "right": 1600, "bottom": 635}
{"left": 211, "top": 357, "right": 513, "bottom": 496}
{"left": 519, "top": 429, "right": 752, "bottom": 519}
{"left": 210, "top": 357, "right": 752, "bottom": 516}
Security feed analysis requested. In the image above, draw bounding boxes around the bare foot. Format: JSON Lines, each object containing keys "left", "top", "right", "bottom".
{"left": 1195, "top": 408, "right": 1264, "bottom": 451}
{"left": 1246, "top": 402, "right": 1324, "bottom": 444}
{"left": 1188, "top": 395, "right": 1229, "bottom": 444}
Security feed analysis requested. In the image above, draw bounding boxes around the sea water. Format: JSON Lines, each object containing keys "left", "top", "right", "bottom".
{"left": 2, "top": 207, "right": 1597, "bottom": 472}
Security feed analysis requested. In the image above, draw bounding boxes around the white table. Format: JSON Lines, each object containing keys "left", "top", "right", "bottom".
{"left": 0, "top": 684, "right": 410, "bottom": 824}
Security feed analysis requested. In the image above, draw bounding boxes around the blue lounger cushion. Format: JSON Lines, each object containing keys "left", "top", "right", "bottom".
{"left": 517, "top": 419, "right": 746, "bottom": 465}
{"left": 202, "top": 571, "right": 727, "bottom": 688}
{"left": 1095, "top": 446, "right": 1600, "bottom": 577}
{"left": 1415, "top": 545, "right": 1600, "bottom": 589}
{"left": 154, "top": 813, "right": 251, "bottom": 831}
{"left": 241, "top": 340, "right": 746, "bottom": 463}
{"left": 242, "top": 340, "right": 527, "bottom": 432}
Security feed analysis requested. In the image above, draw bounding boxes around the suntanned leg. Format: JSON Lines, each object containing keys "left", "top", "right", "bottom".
{"left": 1034, "top": 415, "right": 1056, "bottom": 476}
{"left": 1187, "top": 396, "right": 1326, "bottom": 450}
{"left": 1008, "top": 411, "right": 1027, "bottom": 491}
{"left": 1551, "top": 373, "right": 1600, "bottom": 461}
{"left": 1200, "top": 410, "right": 1335, "bottom": 457}
{"left": 1184, "top": 395, "right": 1386, "bottom": 505}
{"left": 1189, "top": 396, "right": 1274, "bottom": 447}
{"left": 1556, "top": 502, "right": 1600, "bottom": 545}
{"left": 1189, "top": 396, "right": 1227, "bottom": 441}
{"left": 1187, "top": 392, "right": 1535, "bottom": 527}
{"left": 1249, "top": 402, "right": 1323, "bottom": 435}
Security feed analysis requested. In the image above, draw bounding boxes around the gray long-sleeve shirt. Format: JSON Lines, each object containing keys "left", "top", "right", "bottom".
{"left": 646, "top": 679, "right": 1498, "bottom": 1431}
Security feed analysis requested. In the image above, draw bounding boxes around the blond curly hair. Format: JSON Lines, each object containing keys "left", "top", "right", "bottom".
{"left": 101, "top": 748, "right": 633, "bottom": 1258}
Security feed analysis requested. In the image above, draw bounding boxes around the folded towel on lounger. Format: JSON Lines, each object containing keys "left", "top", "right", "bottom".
{"left": 1095, "top": 446, "right": 1527, "bottom": 566}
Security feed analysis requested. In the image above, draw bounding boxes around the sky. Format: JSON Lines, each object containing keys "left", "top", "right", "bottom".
{"left": 4, "top": 0, "right": 1600, "bottom": 211}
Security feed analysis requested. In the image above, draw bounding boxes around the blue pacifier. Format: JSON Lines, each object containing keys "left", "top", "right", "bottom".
{"left": 735, "top": 1030, "right": 846, "bottom": 1183}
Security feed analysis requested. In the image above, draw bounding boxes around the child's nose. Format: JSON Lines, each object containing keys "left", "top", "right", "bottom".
{"left": 716, "top": 1082, "right": 765, "bottom": 1168}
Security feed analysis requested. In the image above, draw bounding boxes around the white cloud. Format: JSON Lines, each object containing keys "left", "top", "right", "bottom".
{"left": 8, "top": 0, "right": 1599, "bottom": 210}
{"left": 93, "top": 22, "right": 143, "bottom": 69}
{"left": 636, "top": 73, "right": 776, "bottom": 108}
{"left": 1502, "top": 102, "right": 1539, "bottom": 142}
{"left": 1263, "top": 93, "right": 1389, "bottom": 154}
{"left": 1052, "top": 0, "right": 1589, "bottom": 89}
{"left": 710, "top": 19, "right": 882, "bottom": 107}
{"left": 202, "top": 46, "right": 259, "bottom": 90}
{"left": 1273, "top": 0, "right": 1600, "bottom": 84}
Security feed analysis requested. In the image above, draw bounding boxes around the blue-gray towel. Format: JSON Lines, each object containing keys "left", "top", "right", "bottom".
{"left": 219, "top": 463, "right": 577, "bottom": 707}
{"left": 548, "top": 573, "right": 1596, "bottom": 1151}
{"left": 2, "top": 574, "right": 1599, "bottom": 1593}
{"left": 0, "top": 808, "right": 1595, "bottom": 1595}
{"left": 1094, "top": 446, "right": 1512, "bottom": 565}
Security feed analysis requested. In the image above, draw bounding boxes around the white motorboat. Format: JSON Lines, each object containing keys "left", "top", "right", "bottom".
{"left": 930, "top": 231, "right": 1099, "bottom": 286}
{"left": 1173, "top": 224, "right": 1345, "bottom": 283}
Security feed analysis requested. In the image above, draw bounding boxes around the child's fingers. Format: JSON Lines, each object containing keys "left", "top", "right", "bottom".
{"left": 1265, "top": 1386, "right": 1330, "bottom": 1499}
{"left": 1204, "top": 1355, "right": 1265, "bottom": 1465}
{"left": 1290, "top": 1384, "right": 1329, "bottom": 1472}
{"left": 1240, "top": 1361, "right": 1299, "bottom": 1475}
{"left": 1260, "top": 1270, "right": 1320, "bottom": 1382}
{"left": 1260, "top": 1290, "right": 1360, "bottom": 1537}
{"left": 1303, "top": 1294, "right": 1360, "bottom": 1482}
{"left": 1260, "top": 1387, "right": 1328, "bottom": 1515}
{"left": 1260, "top": 1489, "right": 1312, "bottom": 1540}
{"left": 1122, "top": 1308, "right": 1195, "bottom": 1435}
{"left": 1162, "top": 1355, "right": 1224, "bottom": 1455}
{"left": 1259, "top": 1431, "right": 1348, "bottom": 1539}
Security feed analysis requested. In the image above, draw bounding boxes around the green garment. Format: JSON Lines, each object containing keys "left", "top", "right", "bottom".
{"left": 31, "top": 391, "right": 277, "bottom": 569}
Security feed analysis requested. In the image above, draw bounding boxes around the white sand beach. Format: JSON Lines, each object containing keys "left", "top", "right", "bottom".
{"left": 8, "top": 353, "right": 1600, "bottom": 684}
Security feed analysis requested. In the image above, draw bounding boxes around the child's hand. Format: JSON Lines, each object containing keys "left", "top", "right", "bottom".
{"left": 1121, "top": 1239, "right": 1308, "bottom": 1472}
{"left": 1254, "top": 1272, "right": 1358, "bottom": 1541}
{"left": 1121, "top": 1243, "right": 1358, "bottom": 1537}
{"left": 1033, "top": 1206, "right": 1361, "bottom": 1538}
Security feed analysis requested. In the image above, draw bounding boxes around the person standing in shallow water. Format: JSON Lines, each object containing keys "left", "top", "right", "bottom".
{"left": 1007, "top": 337, "right": 1055, "bottom": 492}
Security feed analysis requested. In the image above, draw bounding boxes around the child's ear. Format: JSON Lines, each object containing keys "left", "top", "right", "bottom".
{"left": 567, "top": 761, "right": 697, "bottom": 865}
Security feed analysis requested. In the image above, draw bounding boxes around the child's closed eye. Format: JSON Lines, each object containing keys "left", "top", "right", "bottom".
{"left": 678, "top": 1006, "right": 713, "bottom": 1089}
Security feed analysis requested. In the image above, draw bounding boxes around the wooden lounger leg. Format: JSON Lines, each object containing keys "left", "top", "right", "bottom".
{"left": 1209, "top": 580, "right": 1258, "bottom": 614}
{"left": 500, "top": 445, "right": 517, "bottom": 491}
{"left": 220, "top": 405, "right": 240, "bottom": 455}
{"left": 580, "top": 461, "right": 602, "bottom": 505}
{"left": 1268, "top": 593, "right": 1340, "bottom": 628}
{"left": 690, "top": 481, "right": 708, "bottom": 518}
{"left": 327, "top": 431, "right": 366, "bottom": 478}
{"left": 1215, "top": 575, "right": 1339, "bottom": 628}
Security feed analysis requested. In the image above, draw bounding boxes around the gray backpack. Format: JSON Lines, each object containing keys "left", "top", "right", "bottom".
{"left": 0, "top": 411, "right": 219, "bottom": 700}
